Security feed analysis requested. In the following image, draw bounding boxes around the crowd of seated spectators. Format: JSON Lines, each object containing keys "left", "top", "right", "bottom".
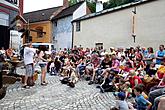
{"left": 1, "top": 44, "right": 165, "bottom": 110}
{"left": 48, "top": 45, "right": 164, "bottom": 110}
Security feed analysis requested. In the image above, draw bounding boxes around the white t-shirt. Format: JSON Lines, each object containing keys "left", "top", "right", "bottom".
{"left": 24, "top": 47, "right": 36, "bottom": 65}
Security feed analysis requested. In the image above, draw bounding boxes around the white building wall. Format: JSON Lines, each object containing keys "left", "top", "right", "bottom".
{"left": 53, "top": 16, "right": 73, "bottom": 50}
{"left": 73, "top": 0, "right": 165, "bottom": 50}
{"left": 52, "top": 2, "right": 89, "bottom": 50}
{"left": 96, "top": 1, "right": 103, "bottom": 12}
{"left": 73, "top": 2, "right": 87, "bottom": 20}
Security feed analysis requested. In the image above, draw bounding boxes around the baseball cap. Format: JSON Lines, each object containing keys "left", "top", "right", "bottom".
{"left": 117, "top": 92, "right": 126, "bottom": 100}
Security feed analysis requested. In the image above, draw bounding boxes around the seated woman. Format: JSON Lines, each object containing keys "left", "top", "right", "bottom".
{"left": 134, "top": 58, "right": 146, "bottom": 77}
{"left": 60, "top": 60, "right": 78, "bottom": 88}
{"left": 101, "top": 54, "right": 120, "bottom": 81}
{"left": 76, "top": 56, "right": 87, "bottom": 78}
{"left": 5, "top": 48, "right": 13, "bottom": 60}
{"left": 146, "top": 62, "right": 157, "bottom": 77}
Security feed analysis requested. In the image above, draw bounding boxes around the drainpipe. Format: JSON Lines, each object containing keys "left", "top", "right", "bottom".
{"left": 71, "top": 23, "right": 74, "bottom": 48}
{"left": 132, "top": 6, "right": 136, "bottom": 43}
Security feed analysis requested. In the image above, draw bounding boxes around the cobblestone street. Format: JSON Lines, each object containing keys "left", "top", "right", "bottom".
{"left": 0, "top": 69, "right": 116, "bottom": 110}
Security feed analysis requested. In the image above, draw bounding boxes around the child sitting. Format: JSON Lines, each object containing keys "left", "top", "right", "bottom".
{"left": 123, "top": 82, "right": 132, "bottom": 99}
{"left": 115, "top": 92, "right": 129, "bottom": 110}
{"left": 134, "top": 85, "right": 152, "bottom": 110}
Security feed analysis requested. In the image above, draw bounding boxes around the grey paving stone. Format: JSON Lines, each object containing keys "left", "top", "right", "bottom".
{"left": 0, "top": 70, "right": 116, "bottom": 110}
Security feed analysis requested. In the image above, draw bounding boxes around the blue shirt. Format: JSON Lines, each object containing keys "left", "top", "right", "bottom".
{"left": 135, "top": 95, "right": 149, "bottom": 110}
{"left": 156, "top": 50, "right": 165, "bottom": 64}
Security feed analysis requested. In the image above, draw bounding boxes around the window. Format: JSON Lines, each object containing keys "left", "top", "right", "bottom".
{"left": 76, "top": 21, "right": 80, "bottom": 32}
{"left": 0, "top": 12, "right": 9, "bottom": 26}
{"left": 36, "top": 27, "right": 43, "bottom": 38}
{"left": 95, "top": 43, "right": 103, "bottom": 50}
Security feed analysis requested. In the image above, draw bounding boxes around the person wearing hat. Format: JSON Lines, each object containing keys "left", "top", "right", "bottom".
{"left": 115, "top": 92, "right": 129, "bottom": 110}
{"left": 109, "top": 47, "right": 116, "bottom": 55}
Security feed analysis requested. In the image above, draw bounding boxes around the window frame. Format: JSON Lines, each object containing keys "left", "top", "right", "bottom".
{"left": 76, "top": 21, "right": 80, "bottom": 32}
{"left": 35, "top": 27, "right": 44, "bottom": 38}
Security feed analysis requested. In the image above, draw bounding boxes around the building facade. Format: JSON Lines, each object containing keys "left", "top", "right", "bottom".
{"left": 23, "top": 6, "right": 62, "bottom": 43}
{"left": 72, "top": 0, "right": 165, "bottom": 50}
{"left": 0, "top": 0, "right": 23, "bottom": 49}
{"left": 52, "top": 1, "right": 91, "bottom": 50}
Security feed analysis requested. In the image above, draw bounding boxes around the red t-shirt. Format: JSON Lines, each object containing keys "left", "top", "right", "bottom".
{"left": 129, "top": 76, "right": 142, "bottom": 88}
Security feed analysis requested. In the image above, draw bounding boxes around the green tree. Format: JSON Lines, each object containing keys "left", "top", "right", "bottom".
{"left": 103, "top": 0, "right": 132, "bottom": 10}
{"left": 87, "top": 1, "right": 96, "bottom": 13}
{"left": 69, "top": 0, "right": 78, "bottom": 6}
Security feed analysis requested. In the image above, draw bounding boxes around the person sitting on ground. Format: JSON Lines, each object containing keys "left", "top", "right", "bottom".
{"left": 76, "top": 56, "right": 87, "bottom": 78}
{"left": 134, "top": 85, "right": 152, "bottom": 110}
{"left": 143, "top": 47, "right": 155, "bottom": 73}
{"left": 156, "top": 61, "right": 165, "bottom": 80}
{"left": 127, "top": 69, "right": 142, "bottom": 89}
{"left": 123, "top": 82, "right": 132, "bottom": 99}
{"left": 88, "top": 54, "right": 112, "bottom": 85}
{"left": 85, "top": 53, "right": 100, "bottom": 81}
{"left": 100, "top": 54, "right": 120, "bottom": 81}
{"left": 134, "top": 58, "right": 145, "bottom": 77}
{"left": 155, "top": 45, "right": 165, "bottom": 65}
{"left": 115, "top": 92, "right": 129, "bottom": 110}
{"left": 157, "top": 96, "right": 165, "bottom": 110}
{"left": 146, "top": 62, "right": 157, "bottom": 77}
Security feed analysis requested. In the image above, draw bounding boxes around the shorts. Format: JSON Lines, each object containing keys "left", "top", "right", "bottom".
{"left": 25, "top": 64, "right": 34, "bottom": 76}
{"left": 39, "top": 63, "right": 47, "bottom": 68}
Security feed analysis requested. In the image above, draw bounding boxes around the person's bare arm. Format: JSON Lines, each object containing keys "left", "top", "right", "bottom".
{"left": 134, "top": 79, "right": 138, "bottom": 86}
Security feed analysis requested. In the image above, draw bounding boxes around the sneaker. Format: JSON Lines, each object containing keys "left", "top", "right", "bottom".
{"left": 88, "top": 81, "right": 94, "bottom": 85}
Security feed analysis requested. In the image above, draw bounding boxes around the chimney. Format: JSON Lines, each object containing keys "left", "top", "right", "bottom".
{"left": 19, "top": 0, "right": 24, "bottom": 15}
{"left": 63, "top": 0, "right": 69, "bottom": 8}
{"left": 96, "top": 1, "right": 103, "bottom": 12}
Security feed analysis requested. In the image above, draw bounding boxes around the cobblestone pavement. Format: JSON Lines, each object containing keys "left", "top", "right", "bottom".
{"left": 0, "top": 68, "right": 116, "bottom": 110}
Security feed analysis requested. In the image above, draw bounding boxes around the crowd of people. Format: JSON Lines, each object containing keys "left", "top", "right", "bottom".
{"left": 46, "top": 45, "right": 165, "bottom": 110}
{"left": 0, "top": 44, "right": 165, "bottom": 110}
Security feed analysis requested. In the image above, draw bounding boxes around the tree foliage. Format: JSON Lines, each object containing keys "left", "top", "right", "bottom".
{"left": 69, "top": 0, "right": 96, "bottom": 13}
{"left": 69, "top": 0, "right": 78, "bottom": 6}
{"left": 103, "top": 0, "right": 138, "bottom": 10}
{"left": 87, "top": 1, "right": 96, "bottom": 13}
